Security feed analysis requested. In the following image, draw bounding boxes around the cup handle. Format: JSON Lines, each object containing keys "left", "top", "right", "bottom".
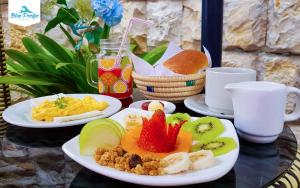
{"left": 284, "top": 86, "right": 300, "bottom": 122}
{"left": 86, "top": 55, "right": 99, "bottom": 89}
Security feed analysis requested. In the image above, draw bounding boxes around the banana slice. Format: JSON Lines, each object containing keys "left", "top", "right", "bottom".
{"left": 162, "top": 152, "right": 191, "bottom": 174}
{"left": 188, "top": 150, "right": 215, "bottom": 170}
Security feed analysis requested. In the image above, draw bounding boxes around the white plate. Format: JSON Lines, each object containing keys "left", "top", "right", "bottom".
{"left": 62, "top": 108, "right": 239, "bottom": 186}
{"left": 3, "top": 94, "right": 122, "bottom": 128}
{"left": 128, "top": 100, "right": 176, "bottom": 114}
{"left": 184, "top": 94, "right": 234, "bottom": 119}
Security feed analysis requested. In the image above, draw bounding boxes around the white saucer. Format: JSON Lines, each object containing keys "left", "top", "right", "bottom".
{"left": 184, "top": 94, "right": 234, "bottom": 119}
{"left": 129, "top": 100, "right": 176, "bottom": 114}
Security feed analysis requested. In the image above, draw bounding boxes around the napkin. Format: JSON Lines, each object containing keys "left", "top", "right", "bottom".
{"left": 130, "top": 42, "right": 212, "bottom": 76}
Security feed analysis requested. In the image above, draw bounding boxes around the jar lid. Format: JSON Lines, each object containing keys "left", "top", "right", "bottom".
{"left": 100, "top": 38, "right": 129, "bottom": 50}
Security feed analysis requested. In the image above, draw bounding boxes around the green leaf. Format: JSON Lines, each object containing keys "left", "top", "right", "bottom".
{"left": 16, "top": 70, "right": 72, "bottom": 82}
{"left": 0, "top": 76, "right": 60, "bottom": 85}
{"left": 56, "top": 62, "right": 85, "bottom": 72}
{"left": 61, "top": 8, "right": 80, "bottom": 25}
{"left": 101, "top": 23, "right": 110, "bottom": 39}
{"left": 32, "top": 53, "right": 59, "bottom": 66}
{"left": 5, "top": 49, "right": 40, "bottom": 70}
{"left": 129, "top": 44, "right": 137, "bottom": 52}
{"left": 141, "top": 44, "right": 167, "bottom": 65}
{"left": 45, "top": 17, "right": 62, "bottom": 33}
{"left": 22, "top": 37, "right": 45, "bottom": 54}
{"left": 36, "top": 33, "right": 73, "bottom": 63}
{"left": 5, "top": 58, "right": 26, "bottom": 72}
{"left": 59, "top": 24, "right": 76, "bottom": 47}
{"left": 85, "top": 26, "right": 102, "bottom": 44}
{"left": 57, "top": 0, "right": 67, "bottom": 6}
{"left": 45, "top": 7, "right": 80, "bottom": 32}
{"left": 55, "top": 62, "right": 89, "bottom": 91}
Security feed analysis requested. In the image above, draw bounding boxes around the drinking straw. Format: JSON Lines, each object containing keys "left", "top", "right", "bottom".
{"left": 116, "top": 17, "right": 154, "bottom": 66}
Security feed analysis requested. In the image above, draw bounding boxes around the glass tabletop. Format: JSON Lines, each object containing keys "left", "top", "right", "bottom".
{"left": 0, "top": 92, "right": 298, "bottom": 188}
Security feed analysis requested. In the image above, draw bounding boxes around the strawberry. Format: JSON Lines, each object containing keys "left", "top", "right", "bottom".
{"left": 137, "top": 110, "right": 185, "bottom": 153}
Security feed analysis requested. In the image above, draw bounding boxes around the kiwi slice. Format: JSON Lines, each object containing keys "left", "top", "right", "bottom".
{"left": 186, "top": 117, "right": 224, "bottom": 141}
{"left": 192, "top": 137, "right": 237, "bottom": 156}
{"left": 166, "top": 113, "right": 190, "bottom": 125}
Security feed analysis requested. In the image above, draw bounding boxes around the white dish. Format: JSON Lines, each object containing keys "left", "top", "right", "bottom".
{"left": 128, "top": 100, "right": 176, "bottom": 114}
{"left": 3, "top": 94, "right": 122, "bottom": 128}
{"left": 62, "top": 108, "right": 239, "bottom": 186}
{"left": 184, "top": 94, "right": 234, "bottom": 119}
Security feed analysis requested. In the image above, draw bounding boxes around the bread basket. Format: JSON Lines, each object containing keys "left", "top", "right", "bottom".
{"left": 132, "top": 72, "right": 205, "bottom": 102}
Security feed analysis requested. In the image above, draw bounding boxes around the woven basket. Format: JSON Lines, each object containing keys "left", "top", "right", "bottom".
{"left": 132, "top": 72, "right": 205, "bottom": 102}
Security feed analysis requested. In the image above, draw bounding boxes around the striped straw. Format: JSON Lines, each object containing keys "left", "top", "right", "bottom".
{"left": 116, "top": 17, "right": 154, "bottom": 66}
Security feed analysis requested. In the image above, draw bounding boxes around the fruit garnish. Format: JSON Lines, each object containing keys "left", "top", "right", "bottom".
{"left": 138, "top": 110, "right": 185, "bottom": 153}
{"left": 141, "top": 101, "right": 164, "bottom": 111}
{"left": 161, "top": 152, "right": 191, "bottom": 174}
{"left": 113, "top": 80, "right": 128, "bottom": 93}
{"left": 141, "top": 102, "right": 151, "bottom": 110}
{"left": 125, "top": 114, "right": 142, "bottom": 130}
{"left": 166, "top": 113, "right": 190, "bottom": 125}
{"left": 188, "top": 150, "right": 215, "bottom": 170}
{"left": 192, "top": 137, "right": 237, "bottom": 156}
{"left": 147, "top": 101, "right": 164, "bottom": 111}
{"left": 121, "top": 126, "right": 192, "bottom": 158}
{"left": 121, "top": 64, "right": 132, "bottom": 83}
{"left": 183, "top": 117, "right": 224, "bottom": 142}
{"left": 79, "top": 118, "right": 125, "bottom": 155}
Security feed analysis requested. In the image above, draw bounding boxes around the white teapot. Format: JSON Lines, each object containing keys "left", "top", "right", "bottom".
{"left": 225, "top": 81, "right": 300, "bottom": 143}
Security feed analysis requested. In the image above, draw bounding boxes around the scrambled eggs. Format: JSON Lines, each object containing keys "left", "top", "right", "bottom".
{"left": 32, "top": 96, "right": 109, "bottom": 122}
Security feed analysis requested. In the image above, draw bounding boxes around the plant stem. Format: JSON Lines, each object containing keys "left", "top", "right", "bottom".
{"left": 101, "top": 23, "right": 110, "bottom": 39}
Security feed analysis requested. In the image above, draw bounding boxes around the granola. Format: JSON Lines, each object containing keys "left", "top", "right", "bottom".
{"left": 94, "top": 146, "right": 163, "bottom": 175}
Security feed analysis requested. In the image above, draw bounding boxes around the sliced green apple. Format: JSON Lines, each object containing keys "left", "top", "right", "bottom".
{"left": 79, "top": 118, "right": 123, "bottom": 155}
{"left": 105, "top": 118, "right": 125, "bottom": 135}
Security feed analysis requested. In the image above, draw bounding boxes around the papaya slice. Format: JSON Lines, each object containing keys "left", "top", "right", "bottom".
{"left": 121, "top": 126, "right": 192, "bottom": 158}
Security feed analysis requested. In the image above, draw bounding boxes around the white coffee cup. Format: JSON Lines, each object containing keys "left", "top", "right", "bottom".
{"left": 225, "top": 81, "right": 300, "bottom": 143}
{"left": 205, "top": 67, "right": 256, "bottom": 114}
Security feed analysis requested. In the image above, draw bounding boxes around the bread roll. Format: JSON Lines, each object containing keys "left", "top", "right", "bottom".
{"left": 163, "top": 50, "right": 208, "bottom": 75}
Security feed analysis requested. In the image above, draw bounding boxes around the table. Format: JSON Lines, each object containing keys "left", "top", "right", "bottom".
{"left": 0, "top": 92, "right": 298, "bottom": 188}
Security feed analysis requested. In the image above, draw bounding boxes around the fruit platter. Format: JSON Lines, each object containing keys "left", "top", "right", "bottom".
{"left": 62, "top": 108, "right": 239, "bottom": 186}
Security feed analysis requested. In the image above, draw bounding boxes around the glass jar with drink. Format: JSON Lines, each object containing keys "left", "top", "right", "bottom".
{"left": 87, "top": 39, "right": 133, "bottom": 106}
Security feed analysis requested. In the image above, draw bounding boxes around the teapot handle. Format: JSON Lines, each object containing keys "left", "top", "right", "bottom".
{"left": 284, "top": 86, "right": 300, "bottom": 122}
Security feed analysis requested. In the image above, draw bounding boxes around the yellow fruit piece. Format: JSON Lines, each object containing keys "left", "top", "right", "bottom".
{"left": 113, "top": 80, "right": 128, "bottom": 93}
{"left": 98, "top": 82, "right": 105, "bottom": 93}
{"left": 121, "top": 65, "right": 132, "bottom": 83}
{"left": 99, "top": 58, "right": 116, "bottom": 70}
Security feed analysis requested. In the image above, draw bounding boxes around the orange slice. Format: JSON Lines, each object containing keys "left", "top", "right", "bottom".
{"left": 113, "top": 80, "right": 128, "bottom": 93}
{"left": 100, "top": 72, "right": 118, "bottom": 86}
{"left": 121, "top": 65, "right": 132, "bottom": 83}
{"left": 99, "top": 58, "right": 116, "bottom": 70}
{"left": 121, "top": 127, "right": 192, "bottom": 158}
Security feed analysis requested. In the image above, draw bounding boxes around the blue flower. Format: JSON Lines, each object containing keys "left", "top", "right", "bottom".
{"left": 91, "top": 0, "right": 123, "bottom": 27}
